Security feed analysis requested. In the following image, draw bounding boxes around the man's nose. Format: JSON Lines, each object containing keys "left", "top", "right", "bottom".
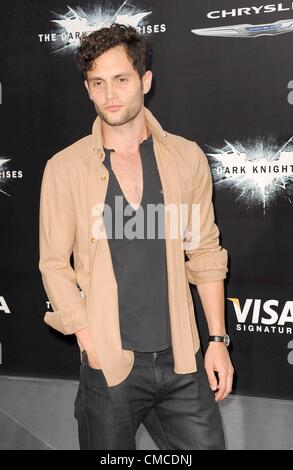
{"left": 105, "top": 83, "right": 117, "bottom": 101}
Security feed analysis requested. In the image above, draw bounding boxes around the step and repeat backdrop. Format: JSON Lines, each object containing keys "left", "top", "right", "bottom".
{"left": 0, "top": 0, "right": 292, "bottom": 399}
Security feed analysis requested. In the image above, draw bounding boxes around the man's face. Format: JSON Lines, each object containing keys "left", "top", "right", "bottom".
{"left": 84, "top": 45, "right": 152, "bottom": 127}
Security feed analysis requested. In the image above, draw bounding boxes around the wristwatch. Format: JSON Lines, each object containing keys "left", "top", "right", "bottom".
{"left": 208, "top": 334, "right": 230, "bottom": 347}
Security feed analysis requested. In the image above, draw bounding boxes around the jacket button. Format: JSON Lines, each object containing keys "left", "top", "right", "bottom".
{"left": 91, "top": 237, "right": 96, "bottom": 243}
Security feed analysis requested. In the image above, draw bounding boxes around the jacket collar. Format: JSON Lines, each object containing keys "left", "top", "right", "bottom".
{"left": 91, "top": 106, "right": 168, "bottom": 157}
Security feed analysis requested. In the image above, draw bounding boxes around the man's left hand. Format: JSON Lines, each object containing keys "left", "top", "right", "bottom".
{"left": 204, "top": 343, "right": 234, "bottom": 401}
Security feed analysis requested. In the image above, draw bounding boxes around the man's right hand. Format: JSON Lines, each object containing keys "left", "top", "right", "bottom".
{"left": 75, "top": 327, "right": 102, "bottom": 369}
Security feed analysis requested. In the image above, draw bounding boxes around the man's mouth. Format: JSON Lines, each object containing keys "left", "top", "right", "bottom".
{"left": 105, "top": 105, "right": 123, "bottom": 112}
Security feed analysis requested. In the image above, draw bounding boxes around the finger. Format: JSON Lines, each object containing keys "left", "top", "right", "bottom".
{"left": 205, "top": 365, "right": 218, "bottom": 392}
{"left": 223, "top": 367, "right": 234, "bottom": 399}
{"left": 217, "top": 367, "right": 233, "bottom": 401}
{"left": 215, "top": 369, "right": 227, "bottom": 401}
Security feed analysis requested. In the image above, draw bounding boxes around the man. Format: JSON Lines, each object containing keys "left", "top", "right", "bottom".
{"left": 39, "top": 23, "right": 234, "bottom": 450}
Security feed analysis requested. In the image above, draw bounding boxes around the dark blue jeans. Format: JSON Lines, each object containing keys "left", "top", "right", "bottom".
{"left": 74, "top": 346, "right": 225, "bottom": 450}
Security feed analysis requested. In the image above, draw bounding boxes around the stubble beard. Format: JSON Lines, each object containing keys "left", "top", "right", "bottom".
{"left": 96, "top": 92, "right": 144, "bottom": 127}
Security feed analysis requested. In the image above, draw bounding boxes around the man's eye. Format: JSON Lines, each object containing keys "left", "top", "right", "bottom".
{"left": 94, "top": 82, "right": 102, "bottom": 87}
{"left": 118, "top": 78, "right": 127, "bottom": 83}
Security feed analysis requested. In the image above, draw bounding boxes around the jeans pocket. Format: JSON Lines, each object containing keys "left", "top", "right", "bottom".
{"left": 80, "top": 350, "right": 110, "bottom": 396}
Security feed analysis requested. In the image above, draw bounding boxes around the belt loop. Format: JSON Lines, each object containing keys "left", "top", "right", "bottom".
{"left": 81, "top": 350, "right": 87, "bottom": 365}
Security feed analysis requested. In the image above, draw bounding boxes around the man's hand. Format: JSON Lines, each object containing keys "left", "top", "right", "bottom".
{"left": 75, "top": 327, "right": 101, "bottom": 369}
{"left": 204, "top": 342, "right": 234, "bottom": 401}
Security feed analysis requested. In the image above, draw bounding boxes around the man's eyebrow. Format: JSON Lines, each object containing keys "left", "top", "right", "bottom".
{"left": 88, "top": 73, "right": 130, "bottom": 82}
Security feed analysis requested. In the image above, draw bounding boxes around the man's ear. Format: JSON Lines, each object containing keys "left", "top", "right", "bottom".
{"left": 84, "top": 79, "right": 93, "bottom": 101}
{"left": 142, "top": 70, "right": 153, "bottom": 95}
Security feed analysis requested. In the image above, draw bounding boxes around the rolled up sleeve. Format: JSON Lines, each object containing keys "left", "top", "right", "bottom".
{"left": 39, "top": 157, "right": 88, "bottom": 334}
{"left": 184, "top": 142, "right": 228, "bottom": 285}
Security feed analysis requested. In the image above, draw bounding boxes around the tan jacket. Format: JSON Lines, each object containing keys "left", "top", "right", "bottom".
{"left": 39, "top": 107, "right": 228, "bottom": 386}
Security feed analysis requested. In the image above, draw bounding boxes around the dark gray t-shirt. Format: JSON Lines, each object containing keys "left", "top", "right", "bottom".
{"left": 102, "top": 135, "right": 172, "bottom": 352}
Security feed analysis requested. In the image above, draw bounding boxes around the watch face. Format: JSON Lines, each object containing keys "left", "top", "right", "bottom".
{"left": 223, "top": 334, "right": 230, "bottom": 347}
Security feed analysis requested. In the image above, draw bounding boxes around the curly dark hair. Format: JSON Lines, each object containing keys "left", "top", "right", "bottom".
{"left": 75, "top": 23, "right": 151, "bottom": 79}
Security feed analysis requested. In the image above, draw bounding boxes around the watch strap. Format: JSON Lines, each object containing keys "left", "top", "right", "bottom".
{"left": 208, "top": 335, "right": 225, "bottom": 342}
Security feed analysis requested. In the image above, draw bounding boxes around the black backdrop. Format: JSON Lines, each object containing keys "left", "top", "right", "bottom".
{"left": 0, "top": 0, "right": 292, "bottom": 399}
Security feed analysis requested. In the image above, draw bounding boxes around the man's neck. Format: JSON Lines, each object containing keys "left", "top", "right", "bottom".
{"left": 101, "top": 107, "right": 149, "bottom": 155}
